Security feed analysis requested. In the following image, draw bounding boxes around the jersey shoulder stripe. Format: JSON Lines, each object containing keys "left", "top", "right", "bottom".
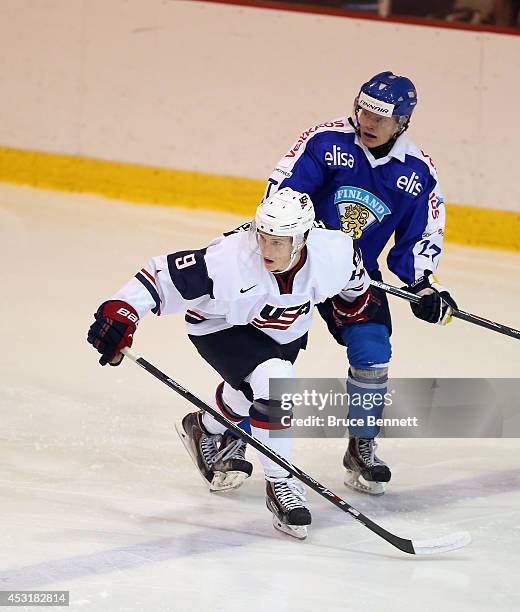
{"left": 404, "top": 141, "right": 440, "bottom": 182}
{"left": 135, "top": 270, "right": 161, "bottom": 314}
{"left": 278, "top": 117, "right": 354, "bottom": 169}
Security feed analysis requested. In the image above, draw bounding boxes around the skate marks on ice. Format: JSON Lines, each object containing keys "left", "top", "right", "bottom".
{"left": 2, "top": 382, "right": 513, "bottom": 584}
{"left": 337, "top": 467, "right": 520, "bottom": 516}
{"left": 0, "top": 503, "right": 470, "bottom": 594}
{"left": 0, "top": 490, "right": 386, "bottom": 592}
{"left": 2, "top": 431, "right": 482, "bottom": 590}
{"left": 0, "top": 525, "right": 260, "bottom": 591}
{"left": 0, "top": 464, "right": 477, "bottom": 596}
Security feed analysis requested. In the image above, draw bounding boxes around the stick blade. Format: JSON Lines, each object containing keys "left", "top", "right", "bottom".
{"left": 411, "top": 530, "right": 471, "bottom": 555}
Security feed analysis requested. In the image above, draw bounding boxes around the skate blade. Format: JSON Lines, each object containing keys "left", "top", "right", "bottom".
{"left": 272, "top": 516, "right": 307, "bottom": 540}
{"left": 210, "top": 470, "right": 248, "bottom": 493}
{"left": 344, "top": 469, "right": 385, "bottom": 496}
{"left": 174, "top": 421, "right": 213, "bottom": 490}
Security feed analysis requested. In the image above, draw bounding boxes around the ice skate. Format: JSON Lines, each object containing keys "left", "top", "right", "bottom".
{"left": 211, "top": 431, "right": 253, "bottom": 491}
{"left": 343, "top": 437, "right": 391, "bottom": 496}
{"left": 265, "top": 475, "right": 312, "bottom": 540}
{"left": 175, "top": 412, "right": 252, "bottom": 492}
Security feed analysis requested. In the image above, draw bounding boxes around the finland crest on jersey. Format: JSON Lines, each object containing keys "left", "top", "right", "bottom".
{"left": 334, "top": 186, "right": 391, "bottom": 239}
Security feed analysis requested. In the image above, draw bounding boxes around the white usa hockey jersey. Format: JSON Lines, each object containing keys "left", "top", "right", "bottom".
{"left": 111, "top": 224, "right": 370, "bottom": 345}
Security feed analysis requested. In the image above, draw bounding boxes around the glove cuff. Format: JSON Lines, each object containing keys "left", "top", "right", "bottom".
{"left": 407, "top": 272, "right": 458, "bottom": 325}
{"left": 332, "top": 288, "right": 380, "bottom": 326}
{"left": 99, "top": 300, "right": 139, "bottom": 326}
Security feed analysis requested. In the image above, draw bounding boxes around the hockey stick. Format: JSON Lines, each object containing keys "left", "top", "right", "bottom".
{"left": 371, "top": 279, "right": 520, "bottom": 341}
{"left": 121, "top": 347, "right": 470, "bottom": 556}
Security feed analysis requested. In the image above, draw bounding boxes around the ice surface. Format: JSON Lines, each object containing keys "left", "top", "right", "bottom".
{"left": 1, "top": 184, "right": 519, "bottom": 611}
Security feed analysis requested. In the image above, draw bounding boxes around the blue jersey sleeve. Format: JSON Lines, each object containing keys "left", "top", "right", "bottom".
{"left": 386, "top": 175, "right": 446, "bottom": 284}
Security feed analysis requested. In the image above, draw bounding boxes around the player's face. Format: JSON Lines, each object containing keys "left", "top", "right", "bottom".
{"left": 357, "top": 109, "right": 399, "bottom": 148}
{"left": 257, "top": 231, "right": 295, "bottom": 272}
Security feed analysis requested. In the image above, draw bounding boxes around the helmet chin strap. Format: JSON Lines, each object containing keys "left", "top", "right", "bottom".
{"left": 275, "top": 237, "right": 304, "bottom": 274}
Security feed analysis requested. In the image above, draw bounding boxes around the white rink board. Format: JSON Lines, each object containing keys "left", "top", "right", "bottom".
{"left": 0, "top": 184, "right": 519, "bottom": 611}
{"left": 0, "top": 1, "right": 519, "bottom": 211}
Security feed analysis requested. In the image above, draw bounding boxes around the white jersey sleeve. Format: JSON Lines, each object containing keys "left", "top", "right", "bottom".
{"left": 386, "top": 148, "right": 446, "bottom": 282}
{"left": 111, "top": 247, "right": 216, "bottom": 318}
{"left": 337, "top": 241, "right": 371, "bottom": 301}
{"left": 306, "top": 228, "right": 371, "bottom": 302}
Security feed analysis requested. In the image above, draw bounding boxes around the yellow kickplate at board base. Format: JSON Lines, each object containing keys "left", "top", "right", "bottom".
{"left": 1, "top": 146, "right": 518, "bottom": 251}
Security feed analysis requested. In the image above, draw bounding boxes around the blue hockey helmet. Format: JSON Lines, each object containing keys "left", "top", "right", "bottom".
{"left": 357, "top": 71, "right": 417, "bottom": 117}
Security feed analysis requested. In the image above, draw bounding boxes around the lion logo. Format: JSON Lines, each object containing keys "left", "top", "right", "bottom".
{"left": 339, "top": 203, "right": 370, "bottom": 239}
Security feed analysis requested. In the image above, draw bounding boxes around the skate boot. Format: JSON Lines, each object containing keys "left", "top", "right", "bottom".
{"left": 343, "top": 437, "right": 391, "bottom": 495}
{"left": 176, "top": 412, "right": 252, "bottom": 492}
{"left": 265, "top": 475, "right": 312, "bottom": 540}
{"left": 211, "top": 431, "right": 253, "bottom": 491}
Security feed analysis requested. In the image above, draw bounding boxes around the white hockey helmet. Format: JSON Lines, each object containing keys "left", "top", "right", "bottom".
{"left": 254, "top": 188, "right": 315, "bottom": 272}
{"left": 255, "top": 187, "right": 315, "bottom": 237}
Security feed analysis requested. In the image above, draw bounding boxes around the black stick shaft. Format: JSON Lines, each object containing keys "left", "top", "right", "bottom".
{"left": 371, "top": 279, "right": 520, "bottom": 341}
{"left": 121, "top": 347, "right": 416, "bottom": 554}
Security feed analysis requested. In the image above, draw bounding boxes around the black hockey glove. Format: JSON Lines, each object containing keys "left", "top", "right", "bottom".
{"left": 87, "top": 300, "right": 139, "bottom": 366}
{"left": 332, "top": 287, "right": 381, "bottom": 326}
{"left": 407, "top": 271, "right": 457, "bottom": 326}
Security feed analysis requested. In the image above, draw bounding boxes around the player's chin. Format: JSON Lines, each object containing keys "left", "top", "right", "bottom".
{"left": 361, "top": 132, "right": 380, "bottom": 146}
{"left": 263, "top": 258, "right": 277, "bottom": 271}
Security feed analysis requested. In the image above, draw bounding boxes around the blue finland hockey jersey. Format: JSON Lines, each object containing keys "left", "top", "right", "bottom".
{"left": 265, "top": 117, "right": 446, "bottom": 284}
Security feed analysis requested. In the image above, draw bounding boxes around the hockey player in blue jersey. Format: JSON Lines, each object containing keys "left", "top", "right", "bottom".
{"left": 265, "top": 71, "right": 458, "bottom": 495}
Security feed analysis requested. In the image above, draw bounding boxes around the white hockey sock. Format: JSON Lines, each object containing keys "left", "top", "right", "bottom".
{"left": 202, "top": 382, "right": 251, "bottom": 435}
{"left": 201, "top": 411, "right": 227, "bottom": 435}
{"left": 251, "top": 425, "right": 291, "bottom": 479}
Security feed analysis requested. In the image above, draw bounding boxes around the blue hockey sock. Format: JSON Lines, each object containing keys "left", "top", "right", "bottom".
{"left": 347, "top": 367, "right": 388, "bottom": 438}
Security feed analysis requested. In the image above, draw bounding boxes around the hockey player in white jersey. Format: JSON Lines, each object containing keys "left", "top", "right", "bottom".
{"left": 87, "top": 188, "right": 379, "bottom": 539}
